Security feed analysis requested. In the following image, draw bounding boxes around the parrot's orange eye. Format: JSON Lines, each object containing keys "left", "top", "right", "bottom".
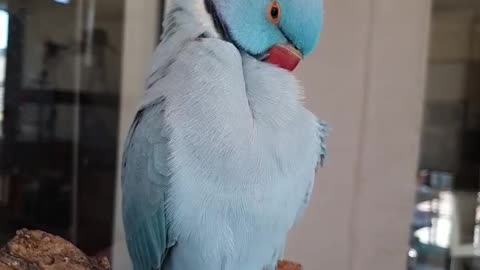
{"left": 267, "top": 1, "right": 281, "bottom": 25}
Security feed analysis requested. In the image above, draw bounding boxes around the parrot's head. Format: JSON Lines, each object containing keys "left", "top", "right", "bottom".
{"left": 205, "top": 0, "right": 323, "bottom": 71}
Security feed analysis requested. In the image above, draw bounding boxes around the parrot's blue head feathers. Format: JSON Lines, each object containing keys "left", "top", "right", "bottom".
{"left": 207, "top": 0, "right": 323, "bottom": 57}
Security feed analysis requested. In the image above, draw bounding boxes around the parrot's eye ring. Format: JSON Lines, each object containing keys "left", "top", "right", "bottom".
{"left": 267, "top": 1, "right": 281, "bottom": 25}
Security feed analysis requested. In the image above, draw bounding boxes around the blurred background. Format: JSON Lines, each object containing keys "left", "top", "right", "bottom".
{"left": 0, "top": 0, "right": 125, "bottom": 257}
{"left": 1, "top": 0, "right": 480, "bottom": 270}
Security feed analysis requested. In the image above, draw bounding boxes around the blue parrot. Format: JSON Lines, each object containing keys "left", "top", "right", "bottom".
{"left": 121, "top": 0, "right": 328, "bottom": 269}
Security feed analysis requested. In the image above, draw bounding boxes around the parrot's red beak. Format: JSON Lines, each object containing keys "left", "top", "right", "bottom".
{"left": 266, "top": 44, "right": 303, "bottom": 72}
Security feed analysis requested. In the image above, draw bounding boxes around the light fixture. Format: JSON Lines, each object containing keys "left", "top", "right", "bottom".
{"left": 53, "top": 0, "right": 71, "bottom": 4}
{"left": 0, "top": 10, "right": 8, "bottom": 50}
{"left": 408, "top": 249, "right": 418, "bottom": 258}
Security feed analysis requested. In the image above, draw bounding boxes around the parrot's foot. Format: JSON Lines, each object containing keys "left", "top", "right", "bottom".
{"left": 277, "top": 260, "right": 302, "bottom": 270}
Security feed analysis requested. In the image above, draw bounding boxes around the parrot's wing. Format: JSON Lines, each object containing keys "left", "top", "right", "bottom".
{"left": 122, "top": 97, "right": 175, "bottom": 270}
{"left": 316, "top": 119, "right": 329, "bottom": 169}
{"left": 122, "top": 32, "right": 244, "bottom": 269}
{"left": 294, "top": 119, "right": 329, "bottom": 225}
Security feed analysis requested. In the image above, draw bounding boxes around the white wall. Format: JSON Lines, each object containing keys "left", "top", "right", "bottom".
{"left": 286, "top": 1, "right": 431, "bottom": 269}
{"left": 112, "top": 1, "right": 159, "bottom": 269}
{"left": 113, "top": 0, "right": 432, "bottom": 269}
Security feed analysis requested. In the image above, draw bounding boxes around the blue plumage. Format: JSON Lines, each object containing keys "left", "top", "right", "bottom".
{"left": 211, "top": 0, "right": 323, "bottom": 55}
{"left": 122, "top": 0, "right": 328, "bottom": 269}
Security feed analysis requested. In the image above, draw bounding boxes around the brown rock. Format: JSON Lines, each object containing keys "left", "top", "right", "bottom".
{"left": 0, "top": 229, "right": 301, "bottom": 270}
{"left": 0, "top": 229, "right": 110, "bottom": 270}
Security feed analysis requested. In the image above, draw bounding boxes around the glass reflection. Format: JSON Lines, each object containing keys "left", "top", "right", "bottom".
{"left": 0, "top": 9, "right": 7, "bottom": 137}
{"left": 0, "top": 0, "right": 124, "bottom": 258}
{"left": 415, "top": 191, "right": 453, "bottom": 249}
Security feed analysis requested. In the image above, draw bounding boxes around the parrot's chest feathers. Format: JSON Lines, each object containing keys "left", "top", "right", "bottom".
{"left": 162, "top": 56, "right": 321, "bottom": 252}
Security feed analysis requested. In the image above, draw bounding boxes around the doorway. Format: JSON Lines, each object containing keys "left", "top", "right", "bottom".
{"left": 408, "top": 1, "right": 480, "bottom": 270}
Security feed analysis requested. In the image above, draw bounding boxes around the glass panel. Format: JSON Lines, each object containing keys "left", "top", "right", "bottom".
{"left": 0, "top": 0, "right": 124, "bottom": 257}
{"left": 0, "top": 9, "right": 8, "bottom": 136}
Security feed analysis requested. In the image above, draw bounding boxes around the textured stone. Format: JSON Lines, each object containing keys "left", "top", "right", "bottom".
{"left": 0, "top": 230, "right": 110, "bottom": 270}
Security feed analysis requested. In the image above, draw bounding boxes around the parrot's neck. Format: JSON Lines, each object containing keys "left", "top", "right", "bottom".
{"left": 150, "top": 1, "right": 305, "bottom": 130}
{"left": 162, "top": 0, "right": 220, "bottom": 40}
{"left": 241, "top": 55, "right": 305, "bottom": 129}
